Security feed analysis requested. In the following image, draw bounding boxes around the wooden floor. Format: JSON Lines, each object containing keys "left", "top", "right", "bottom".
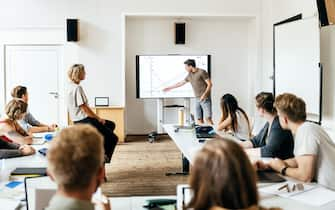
{"left": 101, "top": 135, "right": 188, "bottom": 197}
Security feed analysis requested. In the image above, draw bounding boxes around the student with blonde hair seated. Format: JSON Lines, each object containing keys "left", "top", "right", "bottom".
{"left": 11, "top": 85, "right": 57, "bottom": 133}
{"left": 257, "top": 93, "right": 335, "bottom": 190}
{"left": 46, "top": 124, "right": 110, "bottom": 210}
{"left": 188, "top": 139, "right": 280, "bottom": 210}
{"left": 0, "top": 99, "right": 33, "bottom": 145}
{"left": 67, "top": 64, "right": 118, "bottom": 162}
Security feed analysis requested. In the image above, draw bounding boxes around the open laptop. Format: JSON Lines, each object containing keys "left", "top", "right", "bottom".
{"left": 177, "top": 185, "right": 192, "bottom": 210}
{"left": 24, "top": 176, "right": 57, "bottom": 210}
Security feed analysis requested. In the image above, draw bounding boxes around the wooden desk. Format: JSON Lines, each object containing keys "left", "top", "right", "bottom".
{"left": 91, "top": 106, "right": 125, "bottom": 142}
{"left": 68, "top": 107, "right": 125, "bottom": 142}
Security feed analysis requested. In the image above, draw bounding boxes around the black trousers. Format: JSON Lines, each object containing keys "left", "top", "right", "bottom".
{"left": 74, "top": 117, "right": 118, "bottom": 162}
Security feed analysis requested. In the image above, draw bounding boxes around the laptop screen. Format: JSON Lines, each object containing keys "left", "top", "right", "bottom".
{"left": 177, "top": 185, "right": 193, "bottom": 209}
{"left": 24, "top": 176, "right": 57, "bottom": 210}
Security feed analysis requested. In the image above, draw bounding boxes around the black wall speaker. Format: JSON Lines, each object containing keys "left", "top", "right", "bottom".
{"left": 317, "top": 0, "right": 335, "bottom": 26}
{"left": 67, "top": 19, "right": 79, "bottom": 42}
{"left": 175, "top": 23, "right": 186, "bottom": 44}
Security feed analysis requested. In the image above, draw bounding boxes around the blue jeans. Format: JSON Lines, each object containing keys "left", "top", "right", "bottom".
{"left": 195, "top": 97, "right": 212, "bottom": 120}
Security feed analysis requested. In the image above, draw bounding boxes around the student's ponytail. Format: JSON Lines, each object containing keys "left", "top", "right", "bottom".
{"left": 255, "top": 92, "right": 276, "bottom": 114}
{"left": 11, "top": 86, "right": 27, "bottom": 99}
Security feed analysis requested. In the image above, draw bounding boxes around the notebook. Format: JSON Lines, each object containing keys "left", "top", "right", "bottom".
{"left": 11, "top": 168, "right": 47, "bottom": 176}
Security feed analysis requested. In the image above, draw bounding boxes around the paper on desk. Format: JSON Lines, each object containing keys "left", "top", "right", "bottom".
{"left": 33, "top": 132, "right": 54, "bottom": 139}
{"left": 0, "top": 198, "right": 20, "bottom": 210}
{"left": 259, "top": 181, "right": 335, "bottom": 207}
{"left": 32, "top": 138, "right": 46, "bottom": 145}
{"left": 291, "top": 187, "right": 335, "bottom": 206}
{"left": 0, "top": 181, "right": 25, "bottom": 201}
{"left": 259, "top": 181, "right": 317, "bottom": 198}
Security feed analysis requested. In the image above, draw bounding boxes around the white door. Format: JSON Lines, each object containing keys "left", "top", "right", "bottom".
{"left": 5, "top": 45, "right": 63, "bottom": 124}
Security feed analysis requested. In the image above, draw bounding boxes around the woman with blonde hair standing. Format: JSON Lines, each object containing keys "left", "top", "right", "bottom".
{"left": 67, "top": 64, "right": 118, "bottom": 162}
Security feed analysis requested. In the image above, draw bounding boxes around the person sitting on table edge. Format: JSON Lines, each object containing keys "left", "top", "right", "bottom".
{"left": 240, "top": 92, "right": 294, "bottom": 160}
{"left": 256, "top": 93, "right": 335, "bottom": 190}
{"left": 188, "top": 139, "right": 280, "bottom": 210}
{"left": 0, "top": 99, "right": 33, "bottom": 145}
{"left": 11, "top": 85, "right": 58, "bottom": 133}
{"left": 46, "top": 124, "right": 110, "bottom": 210}
{"left": 67, "top": 64, "right": 118, "bottom": 163}
{"left": 0, "top": 137, "right": 35, "bottom": 159}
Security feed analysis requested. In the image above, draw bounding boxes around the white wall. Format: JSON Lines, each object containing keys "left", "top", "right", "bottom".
{"left": 0, "top": 0, "right": 261, "bottom": 108}
{"left": 260, "top": 0, "right": 318, "bottom": 91}
{"left": 0, "top": 0, "right": 263, "bottom": 134}
{"left": 321, "top": 25, "right": 335, "bottom": 128}
{"left": 260, "top": 0, "right": 335, "bottom": 130}
{"left": 125, "top": 16, "right": 257, "bottom": 134}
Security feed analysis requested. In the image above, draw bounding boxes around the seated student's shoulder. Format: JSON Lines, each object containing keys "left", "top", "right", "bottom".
{"left": 300, "top": 122, "right": 328, "bottom": 138}
{"left": 270, "top": 117, "right": 292, "bottom": 137}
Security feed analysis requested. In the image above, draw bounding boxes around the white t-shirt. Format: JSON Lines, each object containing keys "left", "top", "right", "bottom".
{"left": 294, "top": 122, "right": 335, "bottom": 190}
{"left": 67, "top": 82, "right": 88, "bottom": 122}
{"left": 235, "top": 110, "right": 250, "bottom": 141}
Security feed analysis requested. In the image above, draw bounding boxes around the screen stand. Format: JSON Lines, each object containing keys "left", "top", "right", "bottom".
{"left": 156, "top": 98, "right": 190, "bottom": 134}
{"left": 150, "top": 98, "right": 191, "bottom": 144}
{"left": 157, "top": 98, "right": 164, "bottom": 134}
{"left": 148, "top": 98, "right": 164, "bottom": 143}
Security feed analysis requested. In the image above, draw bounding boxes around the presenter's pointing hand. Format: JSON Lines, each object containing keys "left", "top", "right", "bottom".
{"left": 163, "top": 87, "right": 171, "bottom": 92}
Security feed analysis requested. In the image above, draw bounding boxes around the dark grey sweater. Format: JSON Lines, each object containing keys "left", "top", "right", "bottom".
{"left": 251, "top": 116, "right": 294, "bottom": 159}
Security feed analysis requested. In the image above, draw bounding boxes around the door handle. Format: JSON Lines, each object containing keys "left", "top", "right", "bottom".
{"left": 48, "top": 92, "right": 59, "bottom": 99}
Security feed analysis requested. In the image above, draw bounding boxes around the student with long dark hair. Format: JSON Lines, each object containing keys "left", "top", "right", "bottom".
{"left": 67, "top": 64, "right": 118, "bottom": 162}
{"left": 188, "top": 139, "right": 280, "bottom": 210}
{"left": 241, "top": 92, "right": 294, "bottom": 159}
{"left": 217, "top": 94, "right": 251, "bottom": 141}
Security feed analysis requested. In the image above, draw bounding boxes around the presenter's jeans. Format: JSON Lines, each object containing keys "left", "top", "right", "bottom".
{"left": 195, "top": 97, "right": 212, "bottom": 120}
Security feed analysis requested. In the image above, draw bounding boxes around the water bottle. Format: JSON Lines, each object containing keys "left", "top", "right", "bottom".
{"left": 178, "top": 108, "right": 185, "bottom": 127}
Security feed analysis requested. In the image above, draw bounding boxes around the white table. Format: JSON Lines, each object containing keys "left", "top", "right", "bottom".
{"left": 1, "top": 144, "right": 48, "bottom": 179}
{"left": 110, "top": 196, "right": 176, "bottom": 210}
{"left": 0, "top": 135, "right": 50, "bottom": 210}
{"left": 163, "top": 124, "right": 335, "bottom": 210}
{"left": 163, "top": 125, "right": 200, "bottom": 162}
